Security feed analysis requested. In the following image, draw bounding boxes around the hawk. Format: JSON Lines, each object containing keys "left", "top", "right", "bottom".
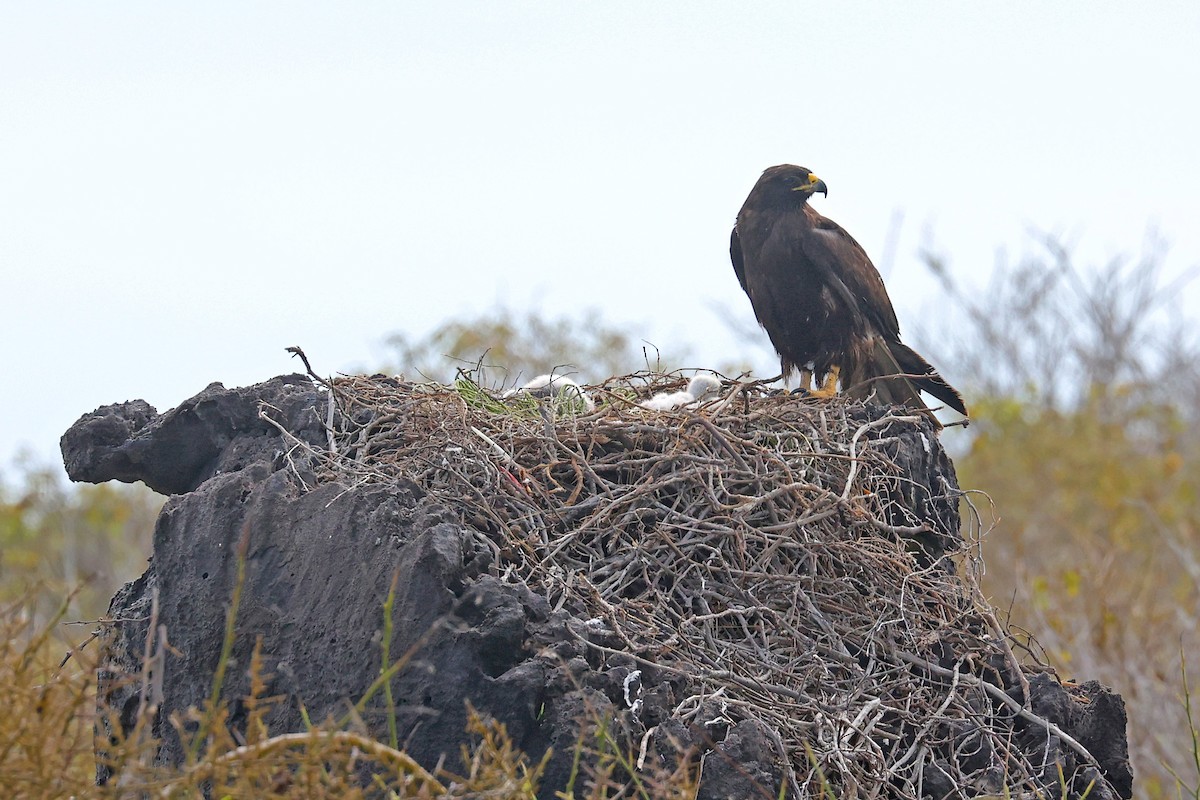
{"left": 731, "top": 164, "right": 967, "bottom": 418}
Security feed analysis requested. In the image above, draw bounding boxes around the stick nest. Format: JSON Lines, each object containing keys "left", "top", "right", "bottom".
{"left": 277, "top": 371, "right": 1112, "bottom": 799}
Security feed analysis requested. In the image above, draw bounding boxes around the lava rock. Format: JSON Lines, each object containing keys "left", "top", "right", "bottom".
{"left": 61, "top": 374, "right": 323, "bottom": 495}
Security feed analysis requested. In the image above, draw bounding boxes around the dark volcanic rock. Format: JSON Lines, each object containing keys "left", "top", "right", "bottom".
{"left": 695, "top": 719, "right": 786, "bottom": 800}
{"left": 93, "top": 465, "right": 571, "bottom": 785}
{"left": 68, "top": 376, "right": 1132, "bottom": 798}
{"left": 61, "top": 374, "right": 324, "bottom": 495}
{"left": 1019, "top": 674, "right": 1134, "bottom": 800}
{"left": 849, "top": 405, "right": 962, "bottom": 563}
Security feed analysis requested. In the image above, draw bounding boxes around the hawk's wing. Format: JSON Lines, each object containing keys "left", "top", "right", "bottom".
{"left": 730, "top": 225, "right": 750, "bottom": 296}
{"left": 801, "top": 210, "right": 901, "bottom": 338}
{"left": 803, "top": 209, "right": 967, "bottom": 415}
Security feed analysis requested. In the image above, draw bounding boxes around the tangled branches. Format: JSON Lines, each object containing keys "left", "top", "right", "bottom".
{"left": 266, "top": 371, "right": 1118, "bottom": 799}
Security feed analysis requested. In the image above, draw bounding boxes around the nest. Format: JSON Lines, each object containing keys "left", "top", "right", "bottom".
{"left": 273, "top": 370, "right": 1114, "bottom": 799}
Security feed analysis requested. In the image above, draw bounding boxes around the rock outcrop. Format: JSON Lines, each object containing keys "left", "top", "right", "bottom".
{"left": 63, "top": 374, "right": 1133, "bottom": 798}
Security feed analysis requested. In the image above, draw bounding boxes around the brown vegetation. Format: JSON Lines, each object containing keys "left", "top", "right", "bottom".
{"left": 918, "top": 234, "right": 1200, "bottom": 798}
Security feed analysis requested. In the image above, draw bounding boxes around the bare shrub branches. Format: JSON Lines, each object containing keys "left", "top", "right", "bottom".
{"left": 920, "top": 232, "right": 1200, "bottom": 416}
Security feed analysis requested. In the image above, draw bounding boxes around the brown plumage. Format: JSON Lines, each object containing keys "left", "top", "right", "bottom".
{"left": 731, "top": 164, "right": 967, "bottom": 417}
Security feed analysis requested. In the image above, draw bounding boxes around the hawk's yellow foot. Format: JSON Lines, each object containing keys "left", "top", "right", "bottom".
{"left": 811, "top": 366, "right": 840, "bottom": 398}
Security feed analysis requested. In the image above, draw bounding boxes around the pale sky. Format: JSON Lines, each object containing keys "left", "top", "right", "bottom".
{"left": 3, "top": 2, "right": 1198, "bottom": 471}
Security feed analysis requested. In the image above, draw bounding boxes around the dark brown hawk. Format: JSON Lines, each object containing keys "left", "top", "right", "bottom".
{"left": 731, "top": 164, "right": 967, "bottom": 418}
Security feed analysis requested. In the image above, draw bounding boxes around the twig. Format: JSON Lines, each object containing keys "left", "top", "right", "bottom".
{"left": 285, "top": 345, "right": 334, "bottom": 390}
{"left": 892, "top": 649, "right": 1103, "bottom": 769}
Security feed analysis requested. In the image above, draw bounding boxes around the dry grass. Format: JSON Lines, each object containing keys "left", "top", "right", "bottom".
{"left": 0, "top": 591, "right": 98, "bottom": 799}
{"left": 2, "top": 571, "right": 694, "bottom": 798}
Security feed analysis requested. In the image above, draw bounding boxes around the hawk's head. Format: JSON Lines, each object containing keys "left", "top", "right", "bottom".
{"left": 751, "top": 164, "right": 828, "bottom": 206}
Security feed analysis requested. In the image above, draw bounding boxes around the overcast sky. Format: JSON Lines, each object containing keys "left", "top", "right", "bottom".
{"left": 3, "top": 2, "right": 1197, "bottom": 472}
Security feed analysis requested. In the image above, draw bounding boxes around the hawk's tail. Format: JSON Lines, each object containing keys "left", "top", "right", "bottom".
{"left": 855, "top": 338, "right": 969, "bottom": 419}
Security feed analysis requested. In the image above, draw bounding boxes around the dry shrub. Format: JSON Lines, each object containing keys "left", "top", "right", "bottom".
{"left": 0, "top": 467, "right": 160, "bottom": 624}
{"left": 0, "top": 591, "right": 98, "bottom": 799}
{"left": 919, "top": 234, "right": 1200, "bottom": 798}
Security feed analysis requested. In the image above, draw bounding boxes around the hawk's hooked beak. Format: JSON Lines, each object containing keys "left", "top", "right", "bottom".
{"left": 793, "top": 174, "right": 828, "bottom": 196}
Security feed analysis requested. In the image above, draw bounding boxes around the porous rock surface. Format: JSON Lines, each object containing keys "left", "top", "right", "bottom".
{"left": 62, "top": 375, "right": 1133, "bottom": 798}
